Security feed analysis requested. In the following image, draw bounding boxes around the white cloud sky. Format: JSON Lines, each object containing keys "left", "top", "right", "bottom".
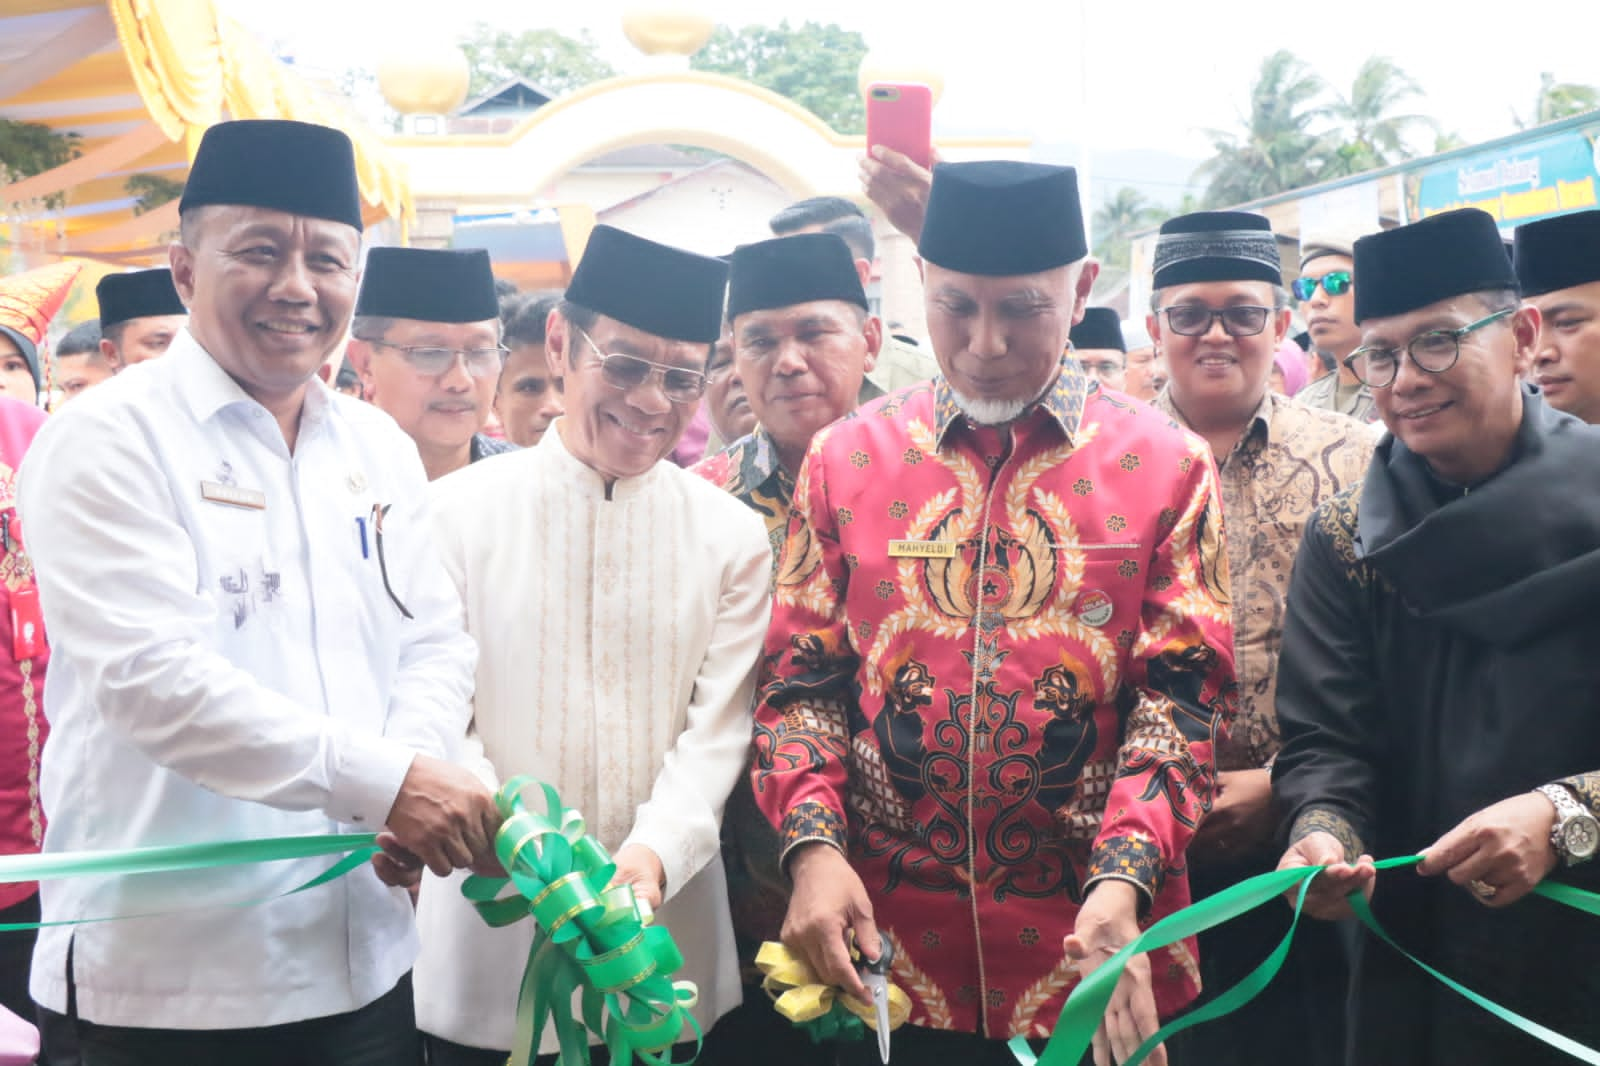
{"left": 225, "top": 0, "right": 1600, "bottom": 161}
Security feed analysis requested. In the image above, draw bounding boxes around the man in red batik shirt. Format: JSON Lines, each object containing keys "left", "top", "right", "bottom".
{"left": 752, "top": 160, "right": 1235, "bottom": 1066}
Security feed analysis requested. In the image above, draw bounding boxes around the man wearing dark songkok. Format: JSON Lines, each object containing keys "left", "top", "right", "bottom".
{"left": 1145, "top": 211, "right": 1372, "bottom": 1066}
{"left": 1070, "top": 307, "right": 1127, "bottom": 391}
{"left": 754, "top": 160, "right": 1235, "bottom": 1066}
{"left": 415, "top": 225, "right": 770, "bottom": 1066}
{"left": 1273, "top": 208, "right": 1600, "bottom": 1066}
{"left": 347, "top": 247, "right": 514, "bottom": 480}
{"left": 695, "top": 233, "right": 881, "bottom": 561}
{"left": 20, "top": 119, "right": 499, "bottom": 1066}
{"left": 1515, "top": 209, "right": 1600, "bottom": 424}
{"left": 692, "top": 233, "right": 881, "bottom": 1066}
{"left": 95, "top": 267, "right": 187, "bottom": 368}
{"left": 770, "top": 195, "right": 938, "bottom": 395}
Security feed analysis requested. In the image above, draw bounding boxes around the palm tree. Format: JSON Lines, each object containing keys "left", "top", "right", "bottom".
{"left": 1516, "top": 72, "right": 1600, "bottom": 129}
{"left": 1194, "top": 50, "right": 1328, "bottom": 207}
{"left": 1321, "top": 57, "right": 1438, "bottom": 175}
{"left": 1093, "top": 187, "right": 1167, "bottom": 269}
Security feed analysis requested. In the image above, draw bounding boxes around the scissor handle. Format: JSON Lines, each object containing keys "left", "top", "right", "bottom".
{"left": 859, "top": 936, "right": 895, "bottom": 976}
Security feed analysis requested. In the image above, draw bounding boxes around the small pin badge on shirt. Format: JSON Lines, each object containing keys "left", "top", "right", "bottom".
{"left": 347, "top": 472, "right": 367, "bottom": 494}
{"left": 1076, "top": 589, "right": 1113, "bottom": 627}
{"left": 888, "top": 539, "right": 956, "bottom": 558}
{"left": 200, "top": 480, "right": 266, "bottom": 510}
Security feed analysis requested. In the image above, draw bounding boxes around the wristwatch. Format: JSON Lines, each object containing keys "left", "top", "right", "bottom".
{"left": 1536, "top": 784, "right": 1600, "bottom": 865}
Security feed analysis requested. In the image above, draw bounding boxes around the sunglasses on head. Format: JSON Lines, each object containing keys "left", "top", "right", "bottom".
{"left": 1292, "top": 270, "right": 1352, "bottom": 301}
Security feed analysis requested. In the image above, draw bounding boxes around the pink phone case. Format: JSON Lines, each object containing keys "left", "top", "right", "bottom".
{"left": 866, "top": 83, "right": 933, "bottom": 170}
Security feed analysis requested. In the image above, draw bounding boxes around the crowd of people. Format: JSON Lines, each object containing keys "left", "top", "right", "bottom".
{"left": 1, "top": 114, "right": 1599, "bottom": 1066}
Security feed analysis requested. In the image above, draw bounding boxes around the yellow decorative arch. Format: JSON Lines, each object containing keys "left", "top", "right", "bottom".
{"left": 391, "top": 71, "right": 1030, "bottom": 203}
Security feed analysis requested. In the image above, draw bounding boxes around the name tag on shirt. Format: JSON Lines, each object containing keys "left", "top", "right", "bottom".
{"left": 888, "top": 539, "right": 957, "bottom": 558}
{"left": 200, "top": 480, "right": 267, "bottom": 510}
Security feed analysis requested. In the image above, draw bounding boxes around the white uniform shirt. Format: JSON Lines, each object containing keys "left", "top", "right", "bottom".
{"left": 414, "top": 425, "right": 771, "bottom": 1054}
{"left": 17, "top": 333, "right": 476, "bottom": 1029}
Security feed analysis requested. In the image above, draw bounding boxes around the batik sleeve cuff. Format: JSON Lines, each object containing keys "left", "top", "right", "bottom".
{"left": 1085, "top": 833, "right": 1162, "bottom": 908}
{"left": 1288, "top": 806, "right": 1366, "bottom": 863}
{"left": 1556, "top": 771, "right": 1600, "bottom": 821}
{"left": 779, "top": 800, "right": 848, "bottom": 871}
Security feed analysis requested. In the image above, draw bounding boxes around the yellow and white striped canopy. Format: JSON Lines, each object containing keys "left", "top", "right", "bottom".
{"left": 1, "top": 0, "right": 410, "bottom": 267}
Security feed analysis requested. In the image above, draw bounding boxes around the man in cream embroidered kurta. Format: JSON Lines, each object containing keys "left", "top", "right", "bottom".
{"left": 415, "top": 422, "right": 772, "bottom": 1055}
{"left": 413, "top": 226, "right": 770, "bottom": 1062}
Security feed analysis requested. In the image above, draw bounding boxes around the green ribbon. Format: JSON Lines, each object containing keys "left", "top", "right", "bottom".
{"left": 1014, "top": 857, "right": 1600, "bottom": 1066}
{"left": 461, "top": 778, "right": 700, "bottom": 1066}
{"left": 0, "top": 834, "right": 379, "bottom": 930}
{"left": 796, "top": 1003, "right": 866, "bottom": 1045}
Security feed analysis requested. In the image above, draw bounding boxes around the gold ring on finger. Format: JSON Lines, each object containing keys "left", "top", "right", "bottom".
{"left": 1469, "top": 879, "right": 1498, "bottom": 900}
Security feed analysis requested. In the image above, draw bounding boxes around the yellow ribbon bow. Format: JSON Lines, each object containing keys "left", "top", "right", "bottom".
{"left": 755, "top": 941, "right": 912, "bottom": 1041}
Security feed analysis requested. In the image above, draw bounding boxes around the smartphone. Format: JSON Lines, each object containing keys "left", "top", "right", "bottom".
{"left": 866, "top": 83, "right": 933, "bottom": 170}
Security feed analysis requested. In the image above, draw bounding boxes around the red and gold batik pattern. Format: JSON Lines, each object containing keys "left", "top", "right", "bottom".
{"left": 752, "top": 361, "right": 1235, "bottom": 1039}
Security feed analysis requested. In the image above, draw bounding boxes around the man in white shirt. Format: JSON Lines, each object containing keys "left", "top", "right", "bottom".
{"left": 19, "top": 119, "right": 499, "bottom": 1066}
{"left": 415, "top": 225, "right": 772, "bottom": 1066}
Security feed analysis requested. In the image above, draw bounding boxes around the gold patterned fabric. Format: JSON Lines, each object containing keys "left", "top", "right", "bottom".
{"left": 1156, "top": 390, "right": 1374, "bottom": 771}
{"left": 693, "top": 427, "right": 795, "bottom": 572}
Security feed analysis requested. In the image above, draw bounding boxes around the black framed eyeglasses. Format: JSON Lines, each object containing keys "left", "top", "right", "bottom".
{"left": 1343, "top": 307, "right": 1516, "bottom": 389}
{"left": 360, "top": 338, "right": 508, "bottom": 378}
{"left": 1291, "top": 270, "right": 1353, "bottom": 301}
{"left": 573, "top": 326, "right": 707, "bottom": 404}
{"left": 1160, "top": 305, "right": 1273, "bottom": 338}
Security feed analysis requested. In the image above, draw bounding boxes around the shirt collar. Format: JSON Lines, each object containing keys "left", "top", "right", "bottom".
{"left": 172, "top": 328, "right": 333, "bottom": 430}
{"left": 932, "top": 356, "right": 1089, "bottom": 446}
{"left": 538, "top": 417, "right": 662, "bottom": 501}
{"left": 728, "top": 426, "right": 788, "bottom": 493}
{"left": 1155, "top": 386, "right": 1276, "bottom": 452}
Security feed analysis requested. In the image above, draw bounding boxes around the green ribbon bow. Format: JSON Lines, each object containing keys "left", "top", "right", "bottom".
{"left": 461, "top": 778, "right": 700, "bottom": 1066}
{"left": 1014, "top": 856, "right": 1600, "bottom": 1066}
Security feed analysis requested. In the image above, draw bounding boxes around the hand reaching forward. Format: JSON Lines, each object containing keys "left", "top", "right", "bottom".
{"left": 1064, "top": 880, "right": 1166, "bottom": 1066}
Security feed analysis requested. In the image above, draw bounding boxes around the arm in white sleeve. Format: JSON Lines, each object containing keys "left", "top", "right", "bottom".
{"left": 621, "top": 510, "right": 773, "bottom": 900}
{"left": 423, "top": 477, "right": 499, "bottom": 790}
{"left": 372, "top": 443, "right": 478, "bottom": 764}
{"left": 18, "top": 406, "right": 416, "bottom": 826}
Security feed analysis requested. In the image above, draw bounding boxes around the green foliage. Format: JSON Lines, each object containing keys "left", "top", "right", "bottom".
{"left": 691, "top": 21, "right": 869, "bottom": 134}
{"left": 1093, "top": 187, "right": 1168, "bottom": 269}
{"left": 1517, "top": 72, "right": 1600, "bottom": 129}
{"left": 0, "top": 119, "right": 81, "bottom": 210}
{"left": 125, "top": 173, "right": 185, "bottom": 216}
{"left": 1197, "top": 56, "right": 1600, "bottom": 208}
{"left": 1194, "top": 50, "right": 1329, "bottom": 207}
{"left": 1320, "top": 56, "right": 1438, "bottom": 177}
{"left": 459, "top": 24, "right": 616, "bottom": 100}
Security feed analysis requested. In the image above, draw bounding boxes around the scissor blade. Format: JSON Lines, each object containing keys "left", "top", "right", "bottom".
{"left": 869, "top": 978, "right": 891, "bottom": 1063}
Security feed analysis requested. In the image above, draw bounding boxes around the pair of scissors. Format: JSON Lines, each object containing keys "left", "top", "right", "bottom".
{"left": 856, "top": 937, "right": 896, "bottom": 1063}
